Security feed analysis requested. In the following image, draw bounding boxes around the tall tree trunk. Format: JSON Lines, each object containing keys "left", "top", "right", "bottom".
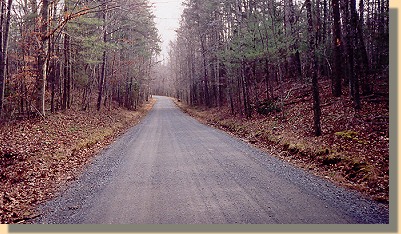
{"left": 200, "top": 35, "right": 210, "bottom": 107}
{"left": 264, "top": 57, "right": 270, "bottom": 100}
{"left": 50, "top": 35, "right": 55, "bottom": 113}
{"left": 323, "top": 0, "right": 328, "bottom": 45}
{"left": 63, "top": 33, "right": 71, "bottom": 110}
{"left": 307, "top": 0, "right": 322, "bottom": 136}
{"left": 0, "top": 1, "right": 5, "bottom": 117}
{"left": 50, "top": 1, "right": 59, "bottom": 113}
{"left": 36, "top": 0, "right": 49, "bottom": 116}
{"left": 0, "top": 0, "right": 12, "bottom": 117}
{"left": 97, "top": 2, "right": 107, "bottom": 111}
{"left": 62, "top": 0, "right": 68, "bottom": 110}
{"left": 357, "top": 0, "right": 372, "bottom": 95}
{"left": 376, "top": 0, "right": 387, "bottom": 69}
{"left": 350, "top": 0, "right": 361, "bottom": 109}
{"left": 244, "top": 63, "right": 252, "bottom": 118}
{"left": 342, "top": 0, "right": 357, "bottom": 107}
{"left": 218, "top": 62, "right": 226, "bottom": 107}
{"left": 332, "top": 0, "right": 342, "bottom": 97}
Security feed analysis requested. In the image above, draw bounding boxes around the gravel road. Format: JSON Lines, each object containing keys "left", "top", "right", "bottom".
{"left": 32, "top": 96, "right": 389, "bottom": 224}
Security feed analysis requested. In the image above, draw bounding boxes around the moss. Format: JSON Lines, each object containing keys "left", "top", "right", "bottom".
{"left": 268, "top": 136, "right": 281, "bottom": 144}
{"left": 334, "top": 130, "right": 368, "bottom": 144}
{"left": 357, "top": 139, "right": 368, "bottom": 144}
{"left": 335, "top": 130, "right": 358, "bottom": 140}
{"left": 69, "top": 127, "right": 79, "bottom": 132}
{"left": 285, "top": 143, "right": 305, "bottom": 154}
{"left": 316, "top": 147, "right": 331, "bottom": 156}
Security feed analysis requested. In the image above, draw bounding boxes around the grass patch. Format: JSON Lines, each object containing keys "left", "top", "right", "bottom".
{"left": 315, "top": 147, "right": 331, "bottom": 156}
{"left": 335, "top": 130, "right": 358, "bottom": 139}
{"left": 335, "top": 130, "right": 368, "bottom": 144}
{"left": 69, "top": 127, "right": 79, "bottom": 132}
{"left": 289, "top": 143, "right": 305, "bottom": 154}
{"left": 335, "top": 130, "right": 360, "bottom": 142}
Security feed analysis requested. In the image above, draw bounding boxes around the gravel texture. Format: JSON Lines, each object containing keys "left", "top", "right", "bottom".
{"left": 30, "top": 96, "right": 389, "bottom": 224}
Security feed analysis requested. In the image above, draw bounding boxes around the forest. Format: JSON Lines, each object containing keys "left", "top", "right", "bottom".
{"left": 0, "top": 0, "right": 160, "bottom": 223}
{"left": 156, "top": 0, "right": 389, "bottom": 136}
{"left": 154, "top": 0, "right": 389, "bottom": 203}
{"left": 0, "top": 0, "right": 391, "bottom": 224}
{"left": 0, "top": 0, "right": 159, "bottom": 120}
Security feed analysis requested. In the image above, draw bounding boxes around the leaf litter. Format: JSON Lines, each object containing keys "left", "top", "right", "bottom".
{"left": 176, "top": 78, "right": 389, "bottom": 205}
{"left": 0, "top": 99, "right": 155, "bottom": 223}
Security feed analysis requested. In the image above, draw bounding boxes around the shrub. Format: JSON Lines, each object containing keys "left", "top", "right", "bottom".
{"left": 256, "top": 99, "right": 281, "bottom": 115}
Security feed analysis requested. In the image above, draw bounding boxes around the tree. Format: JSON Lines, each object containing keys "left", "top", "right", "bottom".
{"left": 0, "top": 0, "right": 12, "bottom": 117}
{"left": 35, "top": 0, "right": 49, "bottom": 116}
{"left": 306, "top": 0, "right": 322, "bottom": 136}
{"left": 97, "top": 0, "right": 108, "bottom": 111}
{"left": 62, "top": 0, "right": 72, "bottom": 110}
{"left": 332, "top": 0, "right": 342, "bottom": 97}
{"left": 0, "top": 0, "right": 159, "bottom": 120}
{"left": 342, "top": 0, "right": 361, "bottom": 109}
{"left": 168, "top": 0, "right": 388, "bottom": 136}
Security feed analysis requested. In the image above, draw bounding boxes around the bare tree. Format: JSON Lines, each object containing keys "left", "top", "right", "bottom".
{"left": 306, "top": 0, "right": 322, "bottom": 136}
{"left": 0, "top": 0, "right": 12, "bottom": 117}
{"left": 332, "top": 0, "right": 342, "bottom": 97}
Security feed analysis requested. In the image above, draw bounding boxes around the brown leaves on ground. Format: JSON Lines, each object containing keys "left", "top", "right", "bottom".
{"left": 0, "top": 99, "right": 155, "bottom": 224}
{"left": 176, "top": 78, "right": 389, "bottom": 205}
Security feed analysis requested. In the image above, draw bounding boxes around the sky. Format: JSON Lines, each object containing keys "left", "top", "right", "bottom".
{"left": 149, "top": 0, "right": 185, "bottom": 60}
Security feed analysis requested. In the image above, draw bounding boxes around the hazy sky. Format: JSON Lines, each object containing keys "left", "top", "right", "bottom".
{"left": 150, "top": 0, "right": 184, "bottom": 60}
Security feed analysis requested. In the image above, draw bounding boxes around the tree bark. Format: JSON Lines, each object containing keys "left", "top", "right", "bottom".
{"left": 0, "top": 1, "right": 5, "bottom": 117}
{"left": 200, "top": 35, "right": 210, "bottom": 107}
{"left": 97, "top": 1, "right": 107, "bottom": 111}
{"left": 0, "top": 0, "right": 12, "bottom": 117}
{"left": 36, "top": 0, "right": 49, "bottom": 116}
{"left": 357, "top": 0, "right": 372, "bottom": 95}
{"left": 307, "top": 0, "right": 322, "bottom": 136}
{"left": 63, "top": 33, "right": 71, "bottom": 110}
{"left": 350, "top": 0, "right": 361, "bottom": 109}
{"left": 332, "top": 0, "right": 342, "bottom": 97}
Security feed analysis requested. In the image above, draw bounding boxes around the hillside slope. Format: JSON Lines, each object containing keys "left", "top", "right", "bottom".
{"left": 0, "top": 99, "right": 155, "bottom": 223}
{"left": 176, "top": 78, "right": 389, "bottom": 204}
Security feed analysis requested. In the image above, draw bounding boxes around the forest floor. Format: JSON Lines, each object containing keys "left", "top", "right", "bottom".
{"left": 175, "top": 78, "right": 389, "bottom": 205}
{"left": 0, "top": 99, "right": 156, "bottom": 224}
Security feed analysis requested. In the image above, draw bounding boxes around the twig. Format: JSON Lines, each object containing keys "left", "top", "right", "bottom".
{"left": 29, "top": 103, "right": 47, "bottom": 121}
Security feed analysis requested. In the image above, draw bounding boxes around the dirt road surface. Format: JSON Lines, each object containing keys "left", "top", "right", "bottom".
{"left": 32, "top": 96, "right": 388, "bottom": 224}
